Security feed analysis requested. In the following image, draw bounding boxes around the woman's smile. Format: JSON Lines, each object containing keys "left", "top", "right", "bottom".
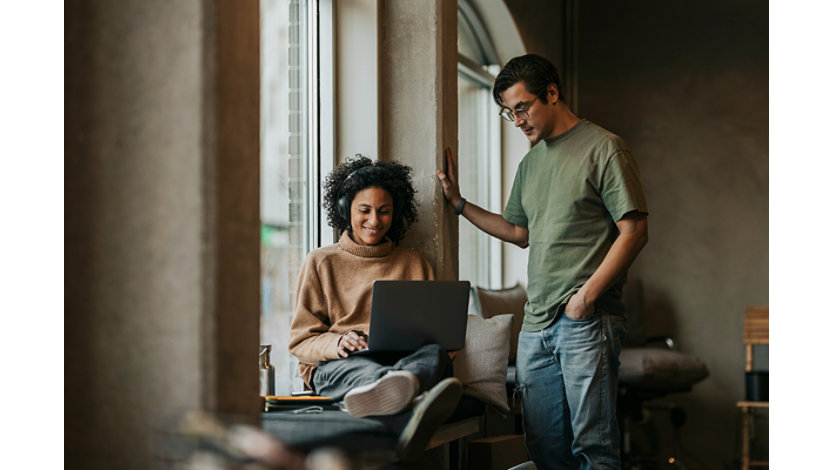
{"left": 350, "top": 187, "right": 394, "bottom": 245}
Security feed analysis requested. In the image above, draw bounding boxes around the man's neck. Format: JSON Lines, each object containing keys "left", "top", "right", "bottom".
{"left": 545, "top": 104, "right": 581, "bottom": 140}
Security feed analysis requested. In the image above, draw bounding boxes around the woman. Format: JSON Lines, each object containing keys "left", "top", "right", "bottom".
{"left": 288, "top": 156, "right": 462, "bottom": 462}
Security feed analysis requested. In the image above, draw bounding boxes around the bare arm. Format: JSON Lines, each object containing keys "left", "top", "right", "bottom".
{"left": 436, "top": 147, "right": 529, "bottom": 248}
{"left": 565, "top": 211, "right": 649, "bottom": 319}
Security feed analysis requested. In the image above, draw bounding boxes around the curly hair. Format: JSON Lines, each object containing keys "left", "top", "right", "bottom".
{"left": 323, "top": 155, "right": 418, "bottom": 244}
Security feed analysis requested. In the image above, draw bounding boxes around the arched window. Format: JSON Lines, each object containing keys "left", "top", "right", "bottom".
{"left": 457, "top": 1, "right": 502, "bottom": 288}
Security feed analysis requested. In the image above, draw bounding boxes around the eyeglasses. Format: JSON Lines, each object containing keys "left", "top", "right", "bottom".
{"left": 499, "top": 101, "right": 534, "bottom": 122}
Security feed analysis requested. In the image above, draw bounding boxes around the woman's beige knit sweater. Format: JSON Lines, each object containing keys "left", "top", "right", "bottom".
{"left": 289, "top": 231, "right": 435, "bottom": 386}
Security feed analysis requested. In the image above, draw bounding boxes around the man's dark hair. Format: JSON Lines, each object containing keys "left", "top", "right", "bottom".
{"left": 492, "top": 53, "right": 563, "bottom": 107}
{"left": 323, "top": 155, "right": 418, "bottom": 244}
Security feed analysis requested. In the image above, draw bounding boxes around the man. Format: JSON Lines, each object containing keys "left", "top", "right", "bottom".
{"left": 437, "top": 54, "right": 648, "bottom": 470}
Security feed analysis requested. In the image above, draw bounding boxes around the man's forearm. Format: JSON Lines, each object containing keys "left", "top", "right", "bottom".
{"left": 578, "top": 214, "right": 648, "bottom": 304}
{"left": 459, "top": 200, "right": 529, "bottom": 248}
{"left": 435, "top": 148, "right": 528, "bottom": 248}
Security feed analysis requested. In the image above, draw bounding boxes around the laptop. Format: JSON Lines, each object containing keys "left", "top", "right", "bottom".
{"left": 352, "top": 280, "right": 470, "bottom": 355}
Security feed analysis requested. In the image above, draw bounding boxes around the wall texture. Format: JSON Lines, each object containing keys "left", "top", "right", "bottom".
{"left": 65, "top": 1, "right": 261, "bottom": 467}
{"left": 379, "top": 0, "right": 460, "bottom": 280}
{"left": 574, "top": 1, "right": 768, "bottom": 467}
{"left": 502, "top": 0, "right": 768, "bottom": 466}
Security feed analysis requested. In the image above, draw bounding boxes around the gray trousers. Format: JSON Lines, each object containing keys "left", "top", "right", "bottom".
{"left": 311, "top": 343, "right": 452, "bottom": 401}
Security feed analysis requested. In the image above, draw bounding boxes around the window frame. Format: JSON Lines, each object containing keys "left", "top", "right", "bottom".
{"left": 260, "top": 0, "right": 335, "bottom": 394}
{"left": 311, "top": 0, "right": 336, "bottom": 250}
{"left": 457, "top": 2, "right": 503, "bottom": 289}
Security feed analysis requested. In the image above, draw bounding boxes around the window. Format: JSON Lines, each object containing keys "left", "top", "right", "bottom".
{"left": 457, "top": 1, "right": 502, "bottom": 289}
{"left": 260, "top": 0, "right": 333, "bottom": 394}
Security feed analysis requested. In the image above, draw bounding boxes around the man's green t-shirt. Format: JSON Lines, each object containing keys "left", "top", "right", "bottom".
{"left": 503, "top": 119, "right": 649, "bottom": 331}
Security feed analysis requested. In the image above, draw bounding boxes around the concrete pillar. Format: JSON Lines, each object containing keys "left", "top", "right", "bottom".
{"left": 379, "top": 0, "right": 459, "bottom": 280}
{"left": 65, "top": 0, "right": 260, "bottom": 467}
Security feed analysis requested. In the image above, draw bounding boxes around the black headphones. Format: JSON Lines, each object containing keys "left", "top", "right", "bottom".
{"left": 336, "top": 165, "right": 377, "bottom": 221}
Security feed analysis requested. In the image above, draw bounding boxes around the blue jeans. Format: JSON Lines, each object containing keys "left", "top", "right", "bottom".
{"left": 311, "top": 343, "right": 452, "bottom": 400}
{"left": 516, "top": 312, "right": 627, "bottom": 470}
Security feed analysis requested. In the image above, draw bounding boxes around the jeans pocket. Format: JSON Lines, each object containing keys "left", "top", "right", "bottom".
{"left": 563, "top": 310, "right": 598, "bottom": 323}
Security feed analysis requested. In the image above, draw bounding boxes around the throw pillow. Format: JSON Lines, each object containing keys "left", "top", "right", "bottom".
{"left": 476, "top": 284, "right": 527, "bottom": 364}
{"left": 452, "top": 313, "right": 513, "bottom": 414}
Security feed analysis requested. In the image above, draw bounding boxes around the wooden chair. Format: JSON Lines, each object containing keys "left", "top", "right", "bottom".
{"left": 737, "top": 306, "right": 768, "bottom": 470}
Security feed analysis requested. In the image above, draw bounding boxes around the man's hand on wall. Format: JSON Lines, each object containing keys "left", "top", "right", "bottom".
{"left": 436, "top": 147, "right": 463, "bottom": 208}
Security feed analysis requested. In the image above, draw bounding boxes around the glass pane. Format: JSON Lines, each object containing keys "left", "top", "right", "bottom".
{"left": 261, "top": 0, "right": 308, "bottom": 395}
{"left": 457, "top": 74, "right": 492, "bottom": 288}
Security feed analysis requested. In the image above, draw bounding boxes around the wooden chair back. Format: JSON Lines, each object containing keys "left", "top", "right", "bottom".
{"left": 744, "top": 306, "right": 768, "bottom": 372}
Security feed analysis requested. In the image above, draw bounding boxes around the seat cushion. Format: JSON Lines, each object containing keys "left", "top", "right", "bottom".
{"left": 452, "top": 314, "right": 512, "bottom": 414}
{"left": 261, "top": 395, "right": 485, "bottom": 453}
{"left": 619, "top": 347, "right": 709, "bottom": 391}
{"left": 262, "top": 409, "right": 394, "bottom": 451}
{"left": 475, "top": 284, "right": 527, "bottom": 364}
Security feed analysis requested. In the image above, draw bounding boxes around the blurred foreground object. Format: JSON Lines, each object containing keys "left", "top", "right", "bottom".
{"left": 181, "top": 411, "right": 349, "bottom": 470}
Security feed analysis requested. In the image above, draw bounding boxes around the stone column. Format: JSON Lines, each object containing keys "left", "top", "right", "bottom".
{"left": 379, "top": 0, "right": 459, "bottom": 280}
{"left": 65, "top": 1, "right": 260, "bottom": 467}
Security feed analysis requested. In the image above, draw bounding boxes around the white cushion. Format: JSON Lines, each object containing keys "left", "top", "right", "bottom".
{"left": 452, "top": 314, "right": 513, "bottom": 414}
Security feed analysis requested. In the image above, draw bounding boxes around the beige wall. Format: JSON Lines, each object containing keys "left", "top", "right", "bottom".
{"left": 575, "top": 2, "right": 768, "bottom": 466}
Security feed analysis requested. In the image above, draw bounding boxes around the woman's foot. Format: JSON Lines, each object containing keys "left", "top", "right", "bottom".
{"left": 343, "top": 370, "right": 420, "bottom": 417}
{"left": 395, "top": 377, "right": 463, "bottom": 462}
